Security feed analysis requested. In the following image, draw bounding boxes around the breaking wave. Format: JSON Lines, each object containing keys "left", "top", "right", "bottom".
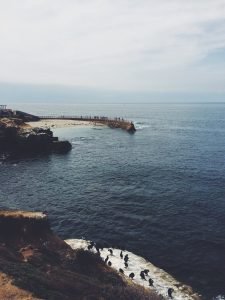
{"left": 134, "top": 121, "right": 150, "bottom": 130}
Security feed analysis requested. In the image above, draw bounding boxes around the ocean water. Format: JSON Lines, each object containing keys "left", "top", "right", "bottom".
{"left": 1, "top": 103, "right": 225, "bottom": 299}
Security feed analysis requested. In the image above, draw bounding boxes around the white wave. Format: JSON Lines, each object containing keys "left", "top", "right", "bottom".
{"left": 136, "top": 125, "right": 150, "bottom": 130}
{"left": 71, "top": 141, "right": 82, "bottom": 145}
{"left": 65, "top": 239, "right": 200, "bottom": 300}
{"left": 213, "top": 296, "right": 225, "bottom": 300}
{"left": 134, "top": 122, "right": 150, "bottom": 130}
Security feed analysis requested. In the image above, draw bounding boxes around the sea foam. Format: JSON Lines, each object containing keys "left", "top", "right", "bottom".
{"left": 134, "top": 121, "right": 150, "bottom": 130}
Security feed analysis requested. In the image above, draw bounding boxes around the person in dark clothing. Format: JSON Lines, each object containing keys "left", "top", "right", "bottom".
{"left": 108, "top": 249, "right": 113, "bottom": 255}
{"left": 144, "top": 269, "right": 149, "bottom": 275}
{"left": 124, "top": 254, "right": 129, "bottom": 263}
{"left": 168, "top": 288, "right": 174, "bottom": 298}
{"left": 149, "top": 278, "right": 154, "bottom": 286}
{"left": 140, "top": 271, "right": 146, "bottom": 280}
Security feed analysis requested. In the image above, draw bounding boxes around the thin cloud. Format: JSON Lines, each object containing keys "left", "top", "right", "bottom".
{"left": 0, "top": 0, "right": 225, "bottom": 92}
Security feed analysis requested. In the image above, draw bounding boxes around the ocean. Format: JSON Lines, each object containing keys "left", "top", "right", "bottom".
{"left": 1, "top": 103, "right": 225, "bottom": 299}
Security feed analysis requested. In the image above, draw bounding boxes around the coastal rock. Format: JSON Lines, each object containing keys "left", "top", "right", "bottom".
{"left": 0, "top": 118, "right": 72, "bottom": 154}
{"left": 52, "top": 140, "right": 72, "bottom": 153}
{"left": 106, "top": 120, "right": 136, "bottom": 132}
{"left": 14, "top": 110, "right": 40, "bottom": 122}
{"left": 126, "top": 122, "right": 136, "bottom": 133}
{"left": 0, "top": 210, "right": 160, "bottom": 300}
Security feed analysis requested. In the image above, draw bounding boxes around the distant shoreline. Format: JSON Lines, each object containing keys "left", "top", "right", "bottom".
{"left": 28, "top": 119, "right": 105, "bottom": 129}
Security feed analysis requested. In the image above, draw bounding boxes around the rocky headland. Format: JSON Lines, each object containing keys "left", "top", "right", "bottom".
{"left": 0, "top": 118, "right": 72, "bottom": 155}
{"left": 107, "top": 120, "right": 136, "bottom": 133}
{"left": 0, "top": 210, "right": 161, "bottom": 300}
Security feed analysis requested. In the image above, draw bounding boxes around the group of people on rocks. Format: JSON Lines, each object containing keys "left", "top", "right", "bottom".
{"left": 105, "top": 248, "right": 174, "bottom": 299}
{"left": 87, "top": 242, "right": 175, "bottom": 299}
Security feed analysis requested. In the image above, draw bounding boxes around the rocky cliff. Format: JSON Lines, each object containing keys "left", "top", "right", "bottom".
{"left": 0, "top": 210, "right": 160, "bottom": 300}
{"left": 0, "top": 118, "right": 71, "bottom": 154}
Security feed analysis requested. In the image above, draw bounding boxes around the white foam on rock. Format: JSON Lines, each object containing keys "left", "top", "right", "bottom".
{"left": 65, "top": 239, "right": 200, "bottom": 300}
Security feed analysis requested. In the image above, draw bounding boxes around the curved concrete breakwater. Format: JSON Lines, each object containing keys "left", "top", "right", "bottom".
{"left": 38, "top": 115, "right": 136, "bottom": 133}
{"left": 1, "top": 108, "right": 136, "bottom": 133}
{"left": 66, "top": 239, "right": 201, "bottom": 300}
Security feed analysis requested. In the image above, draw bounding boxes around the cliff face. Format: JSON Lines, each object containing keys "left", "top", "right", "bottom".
{"left": 0, "top": 118, "right": 71, "bottom": 154}
{"left": 0, "top": 210, "right": 160, "bottom": 300}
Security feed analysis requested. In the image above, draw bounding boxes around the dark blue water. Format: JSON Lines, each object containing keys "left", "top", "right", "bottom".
{"left": 1, "top": 103, "right": 225, "bottom": 299}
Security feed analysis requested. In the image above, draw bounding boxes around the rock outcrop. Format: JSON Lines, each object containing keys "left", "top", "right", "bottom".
{"left": 0, "top": 210, "right": 161, "bottom": 300}
{"left": 14, "top": 110, "right": 40, "bottom": 122}
{"left": 107, "top": 120, "right": 136, "bottom": 133}
{"left": 126, "top": 122, "right": 136, "bottom": 133}
{"left": 0, "top": 118, "right": 72, "bottom": 155}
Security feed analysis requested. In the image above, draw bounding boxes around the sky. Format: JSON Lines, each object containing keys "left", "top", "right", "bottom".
{"left": 0, "top": 0, "right": 225, "bottom": 102}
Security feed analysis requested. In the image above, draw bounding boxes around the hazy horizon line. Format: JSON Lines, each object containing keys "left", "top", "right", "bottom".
{"left": 1, "top": 82, "right": 225, "bottom": 103}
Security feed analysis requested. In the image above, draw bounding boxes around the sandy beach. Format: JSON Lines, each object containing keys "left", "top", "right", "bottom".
{"left": 28, "top": 119, "right": 105, "bottom": 129}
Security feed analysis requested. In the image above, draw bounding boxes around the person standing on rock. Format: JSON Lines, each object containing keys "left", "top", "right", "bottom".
{"left": 168, "top": 288, "right": 174, "bottom": 298}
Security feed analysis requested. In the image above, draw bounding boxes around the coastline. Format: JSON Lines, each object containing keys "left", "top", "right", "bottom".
{"left": 28, "top": 119, "right": 105, "bottom": 129}
{"left": 0, "top": 118, "right": 72, "bottom": 154}
{"left": 0, "top": 210, "right": 160, "bottom": 300}
{"left": 66, "top": 239, "right": 201, "bottom": 300}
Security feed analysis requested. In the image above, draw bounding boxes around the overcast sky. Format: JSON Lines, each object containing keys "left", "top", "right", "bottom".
{"left": 0, "top": 0, "right": 225, "bottom": 97}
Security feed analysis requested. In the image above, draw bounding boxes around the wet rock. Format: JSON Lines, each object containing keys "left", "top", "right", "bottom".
{"left": 0, "top": 118, "right": 72, "bottom": 154}
{"left": 126, "top": 122, "right": 136, "bottom": 133}
{"left": 52, "top": 141, "right": 72, "bottom": 153}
